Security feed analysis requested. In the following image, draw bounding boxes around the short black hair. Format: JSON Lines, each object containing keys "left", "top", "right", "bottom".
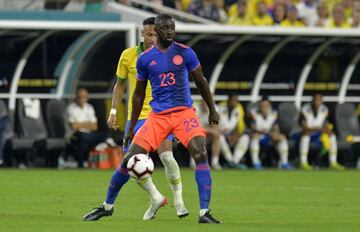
{"left": 143, "top": 17, "right": 155, "bottom": 26}
{"left": 260, "top": 96, "right": 270, "bottom": 103}
{"left": 155, "top": 14, "right": 173, "bottom": 24}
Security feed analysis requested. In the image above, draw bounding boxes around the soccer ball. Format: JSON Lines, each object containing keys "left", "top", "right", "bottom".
{"left": 126, "top": 154, "right": 154, "bottom": 179}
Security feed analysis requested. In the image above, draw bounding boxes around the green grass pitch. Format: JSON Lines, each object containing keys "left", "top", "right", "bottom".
{"left": 1, "top": 169, "right": 360, "bottom": 232}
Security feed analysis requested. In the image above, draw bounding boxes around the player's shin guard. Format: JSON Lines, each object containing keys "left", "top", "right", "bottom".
{"left": 233, "top": 134, "right": 250, "bottom": 163}
{"left": 159, "top": 151, "right": 184, "bottom": 206}
{"left": 300, "top": 135, "right": 310, "bottom": 165}
{"left": 104, "top": 165, "right": 130, "bottom": 209}
{"left": 250, "top": 138, "right": 260, "bottom": 165}
{"left": 329, "top": 134, "right": 338, "bottom": 164}
{"left": 277, "top": 140, "right": 289, "bottom": 165}
{"left": 220, "top": 135, "right": 233, "bottom": 163}
{"left": 135, "top": 176, "right": 163, "bottom": 202}
{"left": 195, "top": 162, "right": 212, "bottom": 212}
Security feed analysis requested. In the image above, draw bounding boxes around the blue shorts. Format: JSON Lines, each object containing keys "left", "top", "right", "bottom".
{"left": 291, "top": 132, "right": 322, "bottom": 147}
{"left": 309, "top": 132, "right": 322, "bottom": 147}
{"left": 124, "top": 119, "right": 174, "bottom": 152}
{"left": 259, "top": 134, "right": 271, "bottom": 147}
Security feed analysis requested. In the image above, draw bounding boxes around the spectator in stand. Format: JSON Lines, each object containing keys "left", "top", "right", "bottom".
{"left": 280, "top": 4, "right": 305, "bottom": 26}
{"left": 214, "top": 0, "right": 228, "bottom": 23}
{"left": 272, "top": 3, "right": 287, "bottom": 25}
{"left": 227, "top": 0, "right": 251, "bottom": 25}
{"left": 252, "top": 0, "right": 274, "bottom": 26}
{"left": 341, "top": 0, "right": 353, "bottom": 20}
{"left": 315, "top": 1, "right": 330, "bottom": 27}
{"left": 326, "top": 3, "right": 351, "bottom": 28}
{"left": 297, "top": 0, "right": 318, "bottom": 26}
{"left": 188, "top": 0, "right": 221, "bottom": 22}
{"left": 247, "top": 0, "right": 273, "bottom": 19}
{"left": 351, "top": 1, "right": 360, "bottom": 27}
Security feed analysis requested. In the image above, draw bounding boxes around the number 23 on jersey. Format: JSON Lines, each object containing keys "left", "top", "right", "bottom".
{"left": 159, "top": 72, "right": 176, "bottom": 87}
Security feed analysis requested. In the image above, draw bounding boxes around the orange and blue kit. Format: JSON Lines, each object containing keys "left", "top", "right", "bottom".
{"left": 133, "top": 41, "right": 206, "bottom": 152}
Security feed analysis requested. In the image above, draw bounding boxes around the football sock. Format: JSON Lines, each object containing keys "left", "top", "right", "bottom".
{"left": 104, "top": 165, "right": 130, "bottom": 209}
{"left": 211, "top": 135, "right": 221, "bottom": 166}
{"left": 329, "top": 134, "right": 338, "bottom": 164}
{"left": 233, "top": 134, "right": 250, "bottom": 163}
{"left": 195, "top": 162, "right": 212, "bottom": 212}
{"left": 211, "top": 155, "right": 219, "bottom": 167}
{"left": 300, "top": 135, "right": 310, "bottom": 164}
{"left": 277, "top": 139, "right": 289, "bottom": 165}
{"left": 135, "top": 176, "right": 163, "bottom": 202}
{"left": 220, "top": 135, "right": 233, "bottom": 163}
{"left": 250, "top": 137, "right": 260, "bottom": 165}
{"left": 159, "top": 151, "right": 184, "bottom": 206}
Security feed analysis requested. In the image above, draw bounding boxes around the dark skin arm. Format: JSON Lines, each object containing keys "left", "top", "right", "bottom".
{"left": 191, "top": 66, "right": 219, "bottom": 125}
{"left": 107, "top": 78, "right": 126, "bottom": 130}
{"left": 123, "top": 79, "right": 147, "bottom": 147}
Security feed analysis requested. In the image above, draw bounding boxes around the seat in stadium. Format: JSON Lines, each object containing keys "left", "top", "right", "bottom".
{"left": 278, "top": 102, "right": 300, "bottom": 136}
{"left": 17, "top": 99, "right": 67, "bottom": 166}
{"left": 277, "top": 102, "right": 300, "bottom": 161}
{"left": 46, "top": 99, "right": 71, "bottom": 139}
{"left": 335, "top": 103, "right": 359, "bottom": 166}
{"left": 0, "top": 99, "right": 35, "bottom": 165}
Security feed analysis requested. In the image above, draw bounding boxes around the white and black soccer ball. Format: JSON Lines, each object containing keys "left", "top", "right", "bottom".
{"left": 126, "top": 154, "right": 154, "bottom": 179}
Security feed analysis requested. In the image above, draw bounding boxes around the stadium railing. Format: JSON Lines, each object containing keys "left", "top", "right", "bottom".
{"left": 0, "top": 21, "right": 359, "bottom": 108}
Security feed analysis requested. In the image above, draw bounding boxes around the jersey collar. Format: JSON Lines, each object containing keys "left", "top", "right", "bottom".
{"left": 136, "top": 42, "right": 144, "bottom": 55}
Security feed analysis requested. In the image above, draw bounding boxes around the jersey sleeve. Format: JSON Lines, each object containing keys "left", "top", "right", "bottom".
{"left": 116, "top": 50, "right": 129, "bottom": 80}
{"left": 136, "top": 55, "right": 148, "bottom": 81}
{"left": 185, "top": 47, "right": 200, "bottom": 72}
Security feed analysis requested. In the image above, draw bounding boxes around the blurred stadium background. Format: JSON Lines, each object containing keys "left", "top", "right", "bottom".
{"left": 0, "top": 0, "right": 360, "bottom": 169}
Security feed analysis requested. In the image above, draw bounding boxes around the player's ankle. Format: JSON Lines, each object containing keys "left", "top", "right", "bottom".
{"left": 103, "top": 203, "right": 113, "bottom": 211}
{"left": 199, "top": 209, "right": 209, "bottom": 217}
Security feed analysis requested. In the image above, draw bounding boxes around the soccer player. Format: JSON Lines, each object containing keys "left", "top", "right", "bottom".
{"left": 249, "top": 97, "right": 292, "bottom": 170}
{"left": 123, "top": 14, "right": 221, "bottom": 224}
{"left": 299, "top": 94, "right": 345, "bottom": 170}
{"left": 83, "top": 17, "right": 188, "bottom": 221}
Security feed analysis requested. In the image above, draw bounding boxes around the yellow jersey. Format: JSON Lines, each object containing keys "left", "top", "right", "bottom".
{"left": 252, "top": 15, "right": 273, "bottom": 26}
{"left": 227, "top": 15, "right": 252, "bottom": 25}
{"left": 116, "top": 43, "right": 152, "bottom": 120}
{"left": 280, "top": 19, "right": 305, "bottom": 27}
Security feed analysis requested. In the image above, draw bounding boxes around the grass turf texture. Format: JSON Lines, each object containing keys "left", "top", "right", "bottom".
{"left": 1, "top": 169, "right": 360, "bottom": 232}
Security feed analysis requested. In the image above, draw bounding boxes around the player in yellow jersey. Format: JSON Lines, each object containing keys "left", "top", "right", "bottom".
{"left": 83, "top": 17, "right": 188, "bottom": 221}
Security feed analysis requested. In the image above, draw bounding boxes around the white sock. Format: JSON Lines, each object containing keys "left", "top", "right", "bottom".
{"left": 329, "top": 134, "right": 338, "bottom": 164}
{"left": 220, "top": 135, "right": 233, "bottom": 163}
{"left": 200, "top": 209, "right": 209, "bottom": 217}
{"left": 233, "top": 134, "right": 250, "bottom": 163}
{"left": 135, "top": 176, "right": 162, "bottom": 202}
{"left": 250, "top": 137, "right": 260, "bottom": 165}
{"left": 159, "top": 151, "right": 184, "bottom": 206}
{"left": 103, "top": 202, "right": 113, "bottom": 211}
{"left": 211, "top": 155, "right": 219, "bottom": 167}
{"left": 277, "top": 139, "right": 289, "bottom": 165}
{"left": 300, "top": 135, "right": 310, "bottom": 165}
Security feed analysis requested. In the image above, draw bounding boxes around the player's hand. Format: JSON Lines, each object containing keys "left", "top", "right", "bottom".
{"left": 208, "top": 110, "right": 220, "bottom": 126}
{"left": 107, "top": 114, "right": 118, "bottom": 130}
{"left": 123, "top": 130, "right": 135, "bottom": 148}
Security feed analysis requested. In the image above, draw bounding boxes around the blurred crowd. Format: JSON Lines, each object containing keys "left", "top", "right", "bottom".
{"left": 1, "top": 0, "right": 360, "bottom": 28}
{"left": 121, "top": 0, "right": 360, "bottom": 28}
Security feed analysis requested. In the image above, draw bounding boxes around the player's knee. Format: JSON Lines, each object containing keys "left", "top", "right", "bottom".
{"left": 121, "top": 153, "right": 133, "bottom": 169}
{"left": 191, "top": 146, "right": 208, "bottom": 163}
